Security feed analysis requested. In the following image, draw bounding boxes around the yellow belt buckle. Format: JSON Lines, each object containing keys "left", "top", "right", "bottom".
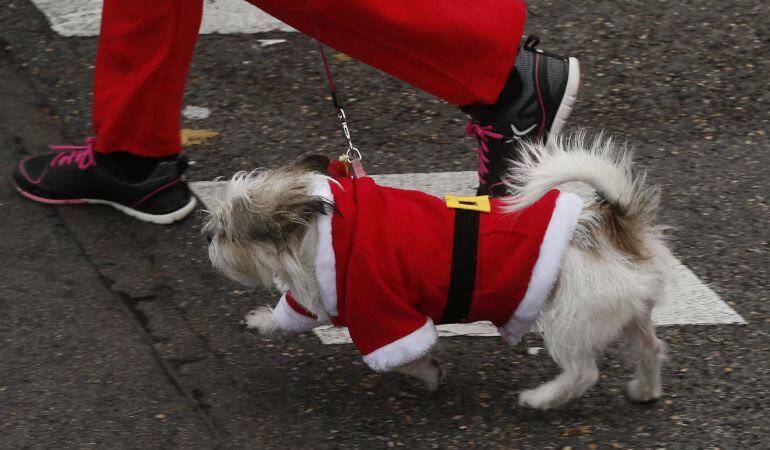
{"left": 445, "top": 194, "right": 491, "bottom": 213}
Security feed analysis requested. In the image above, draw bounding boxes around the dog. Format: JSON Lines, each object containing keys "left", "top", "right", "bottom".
{"left": 203, "top": 133, "right": 669, "bottom": 410}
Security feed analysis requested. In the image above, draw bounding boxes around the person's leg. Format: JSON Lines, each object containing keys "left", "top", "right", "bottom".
{"left": 93, "top": 0, "right": 203, "bottom": 157}
{"left": 249, "top": 0, "right": 525, "bottom": 106}
{"left": 249, "top": 0, "right": 580, "bottom": 195}
{"left": 12, "top": 0, "right": 202, "bottom": 224}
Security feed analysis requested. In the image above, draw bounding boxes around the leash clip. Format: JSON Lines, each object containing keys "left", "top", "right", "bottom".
{"left": 340, "top": 146, "right": 366, "bottom": 179}
{"left": 308, "top": 5, "right": 366, "bottom": 180}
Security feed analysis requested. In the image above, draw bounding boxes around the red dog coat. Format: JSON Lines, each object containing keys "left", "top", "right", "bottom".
{"left": 271, "top": 177, "right": 582, "bottom": 371}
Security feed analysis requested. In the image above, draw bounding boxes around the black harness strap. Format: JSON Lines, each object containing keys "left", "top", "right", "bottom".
{"left": 440, "top": 209, "right": 480, "bottom": 324}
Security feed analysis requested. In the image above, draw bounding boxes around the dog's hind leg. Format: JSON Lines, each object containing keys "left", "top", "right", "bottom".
{"left": 518, "top": 264, "right": 626, "bottom": 409}
{"left": 519, "top": 348, "right": 600, "bottom": 410}
{"left": 623, "top": 310, "right": 665, "bottom": 402}
{"left": 394, "top": 353, "right": 445, "bottom": 392}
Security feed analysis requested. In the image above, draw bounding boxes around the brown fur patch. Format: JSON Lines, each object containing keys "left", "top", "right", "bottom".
{"left": 291, "top": 153, "right": 331, "bottom": 174}
{"left": 586, "top": 201, "right": 649, "bottom": 260}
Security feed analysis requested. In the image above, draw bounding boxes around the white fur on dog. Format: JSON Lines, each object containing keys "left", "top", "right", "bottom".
{"left": 504, "top": 133, "right": 640, "bottom": 210}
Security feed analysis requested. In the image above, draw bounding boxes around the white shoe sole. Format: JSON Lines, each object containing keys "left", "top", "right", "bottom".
{"left": 15, "top": 183, "right": 198, "bottom": 225}
{"left": 86, "top": 196, "right": 198, "bottom": 224}
{"left": 549, "top": 57, "right": 581, "bottom": 136}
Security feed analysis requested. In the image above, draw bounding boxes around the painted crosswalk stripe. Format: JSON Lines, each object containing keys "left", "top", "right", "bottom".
{"left": 31, "top": 0, "right": 295, "bottom": 37}
{"left": 190, "top": 171, "right": 745, "bottom": 344}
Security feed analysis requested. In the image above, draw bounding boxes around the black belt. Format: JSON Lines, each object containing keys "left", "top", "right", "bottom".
{"left": 440, "top": 209, "right": 480, "bottom": 324}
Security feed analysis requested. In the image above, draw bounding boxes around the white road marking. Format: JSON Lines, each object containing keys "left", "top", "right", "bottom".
{"left": 182, "top": 106, "right": 211, "bottom": 121}
{"left": 191, "top": 170, "right": 745, "bottom": 344}
{"left": 257, "top": 39, "right": 287, "bottom": 47}
{"left": 31, "top": 0, "right": 295, "bottom": 37}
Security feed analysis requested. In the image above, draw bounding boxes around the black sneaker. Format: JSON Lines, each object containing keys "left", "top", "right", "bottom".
{"left": 462, "top": 36, "right": 581, "bottom": 196}
{"left": 12, "top": 137, "right": 197, "bottom": 224}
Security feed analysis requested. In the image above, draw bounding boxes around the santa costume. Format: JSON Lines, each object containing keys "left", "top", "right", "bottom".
{"left": 266, "top": 175, "right": 582, "bottom": 372}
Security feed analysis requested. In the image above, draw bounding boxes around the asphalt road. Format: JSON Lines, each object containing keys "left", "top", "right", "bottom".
{"left": 1, "top": 0, "right": 768, "bottom": 448}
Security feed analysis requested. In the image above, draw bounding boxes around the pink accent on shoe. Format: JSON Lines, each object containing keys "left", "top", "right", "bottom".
{"left": 466, "top": 121, "right": 503, "bottom": 185}
{"left": 534, "top": 53, "right": 547, "bottom": 140}
{"left": 18, "top": 156, "right": 48, "bottom": 184}
{"left": 49, "top": 137, "right": 97, "bottom": 170}
{"left": 132, "top": 178, "right": 182, "bottom": 207}
{"left": 19, "top": 137, "right": 99, "bottom": 184}
{"left": 14, "top": 184, "right": 86, "bottom": 205}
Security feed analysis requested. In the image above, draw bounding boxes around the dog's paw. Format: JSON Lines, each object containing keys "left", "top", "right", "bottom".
{"left": 518, "top": 387, "right": 566, "bottom": 410}
{"left": 243, "top": 307, "right": 280, "bottom": 335}
{"left": 423, "top": 357, "right": 446, "bottom": 392}
{"left": 626, "top": 379, "right": 662, "bottom": 402}
{"left": 395, "top": 355, "right": 445, "bottom": 392}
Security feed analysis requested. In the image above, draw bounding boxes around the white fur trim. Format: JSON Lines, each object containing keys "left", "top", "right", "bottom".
{"left": 272, "top": 292, "right": 319, "bottom": 332}
{"left": 499, "top": 192, "right": 583, "bottom": 345}
{"left": 311, "top": 178, "right": 339, "bottom": 316}
{"left": 362, "top": 318, "right": 438, "bottom": 372}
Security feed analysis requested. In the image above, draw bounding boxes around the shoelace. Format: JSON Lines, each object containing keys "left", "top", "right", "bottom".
{"left": 465, "top": 121, "right": 503, "bottom": 184}
{"left": 524, "top": 34, "right": 540, "bottom": 50}
{"left": 49, "top": 137, "right": 97, "bottom": 170}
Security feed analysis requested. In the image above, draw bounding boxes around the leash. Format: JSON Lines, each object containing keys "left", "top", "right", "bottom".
{"left": 306, "top": 5, "right": 367, "bottom": 313}
{"left": 308, "top": 8, "right": 366, "bottom": 180}
{"left": 304, "top": 6, "right": 496, "bottom": 327}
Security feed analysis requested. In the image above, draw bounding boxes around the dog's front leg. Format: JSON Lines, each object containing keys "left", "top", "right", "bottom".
{"left": 394, "top": 354, "right": 446, "bottom": 392}
{"left": 244, "top": 291, "right": 323, "bottom": 335}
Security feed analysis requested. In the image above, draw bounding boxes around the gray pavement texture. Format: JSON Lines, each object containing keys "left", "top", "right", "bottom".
{"left": 1, "top": 0, "right": 768, "bottom": 448}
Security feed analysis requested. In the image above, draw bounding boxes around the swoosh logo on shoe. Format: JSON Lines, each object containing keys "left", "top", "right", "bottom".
{"left": 508, "top": 123, "right": 538, "bottom": 141}
{"left": 511, "top": 123, "right": 537, "bottom": 136}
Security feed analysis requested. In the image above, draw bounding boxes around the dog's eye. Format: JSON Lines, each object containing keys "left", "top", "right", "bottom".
{"left": 205, "top": 231, "right": 214, "bottom": 244}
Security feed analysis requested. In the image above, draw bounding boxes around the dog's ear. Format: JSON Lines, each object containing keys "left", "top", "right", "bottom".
{"left": 228, "top": 198, "right": 281, "bottom": 242}
{"left": 278, "top": 195, "right": 332, "bottom": 223}
{"left": 230, "top": 194, "right": 331, "bottom": 244}
{"left": 292, "top": 153, "right": 330, "bottom": 174}
{"left": 269, "top": 194, "right": 332, "bottom": 243}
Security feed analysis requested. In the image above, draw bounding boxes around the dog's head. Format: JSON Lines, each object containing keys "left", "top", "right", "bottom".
{"left": 203, "top": 154, "right": 333, "bottom": 301}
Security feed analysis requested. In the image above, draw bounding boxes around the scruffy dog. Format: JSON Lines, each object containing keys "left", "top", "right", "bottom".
{"left": 203, "top": 134, "right": 669, "bottom": 409}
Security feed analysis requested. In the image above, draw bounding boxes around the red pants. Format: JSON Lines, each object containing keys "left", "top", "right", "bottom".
{"left": 93, "top": 0, "right": 527, "bottom": 157}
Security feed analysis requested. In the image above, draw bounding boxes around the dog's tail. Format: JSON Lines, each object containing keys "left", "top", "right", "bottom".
{"left": 503, "top": 132, "right": 661, "bottom": 257}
